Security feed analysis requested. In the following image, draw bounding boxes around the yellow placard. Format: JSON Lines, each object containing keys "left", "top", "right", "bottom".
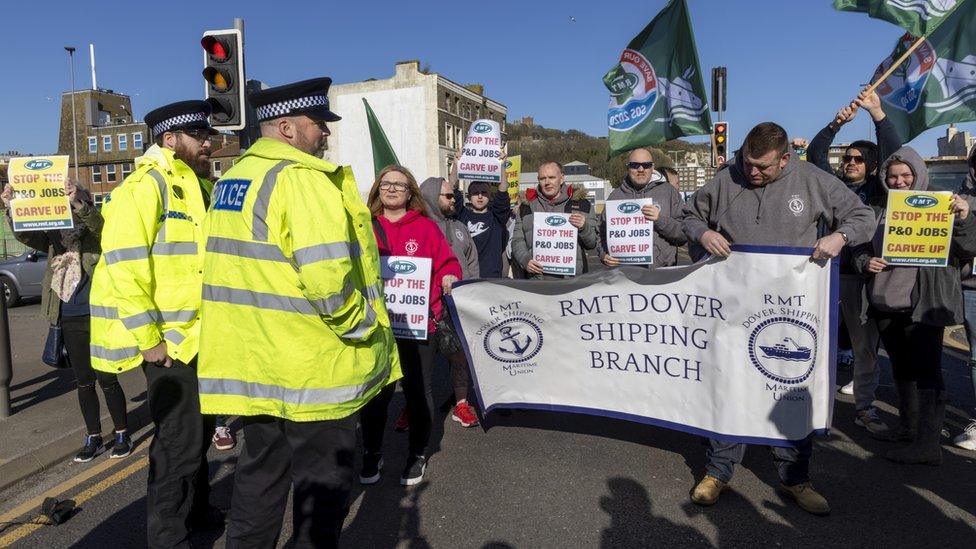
{"left": 881, "top": 189, "right": 954, "bottom": 267}
{"left": 7, "top": 156, "right": 74, "bottom": 232}
{"left": 505, "top": 154, "right": 521, "bottom": 205}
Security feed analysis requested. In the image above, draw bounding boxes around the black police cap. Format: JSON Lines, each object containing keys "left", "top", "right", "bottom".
{"left": 144, "top": 100, "right": 217, "bottom": 139}
{"left": 248, "top": 77, "right": 341, "bottom": 123}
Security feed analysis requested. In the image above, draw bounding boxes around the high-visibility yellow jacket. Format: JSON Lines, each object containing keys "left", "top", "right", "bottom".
{"left": 197, "top": 138, "right": 400, "bottom": 422}
{"left": 89, "top": 145, "right": 210, "bottom": 373}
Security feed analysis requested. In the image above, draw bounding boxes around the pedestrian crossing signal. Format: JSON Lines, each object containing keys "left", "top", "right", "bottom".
{"left": 202, "top": 29, "right": 245, "bottom": 130}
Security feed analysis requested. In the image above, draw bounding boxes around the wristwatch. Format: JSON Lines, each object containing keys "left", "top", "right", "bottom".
{"left": 838, "top": 231, "right": 849, "bottom": 244}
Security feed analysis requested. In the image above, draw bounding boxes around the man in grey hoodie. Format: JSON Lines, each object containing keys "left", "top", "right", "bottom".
{"left": 420, "top": 176, "right": 479, "bottom": 279}
{"left": 510, "top": 161, "right": 599, "bottom": 279}
{"left": 681, "top": 122, "right": 876, "bottom": 517}
{"left": 600, "top": 148, "right": 687, "bottom": 268}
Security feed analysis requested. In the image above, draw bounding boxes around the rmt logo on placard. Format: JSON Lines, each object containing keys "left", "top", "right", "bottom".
{"left": 388, "top": 260, "right": 417, "bottom": 275}
{"left": 473, "top": 122, "right": 492, "bottom": 133}
{"left": 617, "top": 202, "right": 641, "bottom": 214}
{"left": 24, "top": 159, "right": 54, "bottom": 170}
{"left": 906, "top": 194, "right": 938, "bottom": 208}
{"left": 545, "top": 216, "right": 567, "bottom": 227}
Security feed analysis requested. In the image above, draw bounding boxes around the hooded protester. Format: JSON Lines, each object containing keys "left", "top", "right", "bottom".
{"left": 1, "top": 180, "right": 131, "bottom": 463}
{"left": 510, "top": 161, "right": 599, "bottom": 279}
{"left": 852, "top": 146, "right": 976, "bottom": 465}
{"left": 600, "top": 148, "right": 687, "bottom": 268}
{"left": 955, "top": 145, "right": 976, "bottom": 451}
{"left": 417, "top": 174, "right": 483, "bottom": 427}
{"left": 419, "top": 176, "right": 479, "bottom": 280}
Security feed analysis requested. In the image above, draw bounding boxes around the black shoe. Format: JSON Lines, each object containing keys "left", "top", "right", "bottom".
{"left": 400, "top": 455, "right": 427, "bottom": 486}
{"left": 187, "top": 505, "right": 225, "bottom": 532}
{"left": 74, "top": 435, "right": 103, "bottom": 463}
{"left": 360, "top": 452, "right": 384, "bottom": 485}
{"left": 109, "top": 431, "right": 133, "bottom": 459}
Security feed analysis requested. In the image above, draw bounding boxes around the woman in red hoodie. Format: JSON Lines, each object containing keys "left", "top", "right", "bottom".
{"left": 359, "top": 165, "right": 462, "bottom": 487}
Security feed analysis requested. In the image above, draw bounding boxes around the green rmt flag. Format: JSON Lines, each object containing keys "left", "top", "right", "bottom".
{"left": 363, "top": 98, "right": 400, "bottom": 178}
{"left": 603, "top": 0, "right": 711, "bottom": 157}
{"left": 833, "top": 0, "right": 967, "bottom": 36}
{"left": 868, "top": 0, "right": 976, "bottom": 140}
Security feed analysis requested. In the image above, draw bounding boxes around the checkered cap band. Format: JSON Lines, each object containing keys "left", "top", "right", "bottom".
{"left": 255, "top": 95, "right": 328, "bottom": 121}
{"left": 151, "top": 112, "right": 208, "bottom": 138}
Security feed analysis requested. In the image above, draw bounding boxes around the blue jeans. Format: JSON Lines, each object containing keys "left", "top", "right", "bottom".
{"left": 705, "top": 437, "right": 813, "bottom": 486}
{"left": 961, "top": 290, "right": 976, "bottom": 415}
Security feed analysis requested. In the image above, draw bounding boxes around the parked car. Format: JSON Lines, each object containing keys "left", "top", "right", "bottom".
{"left": 0, "top": 249, "right": 47, "bottom": 307}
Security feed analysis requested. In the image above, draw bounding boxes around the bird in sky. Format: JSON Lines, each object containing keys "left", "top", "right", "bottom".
{"left": 569, "top": 15, "right": 576, "bottom": 23}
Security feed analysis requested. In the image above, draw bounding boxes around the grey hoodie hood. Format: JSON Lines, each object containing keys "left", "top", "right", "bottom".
{"left": 419, "top": 176, "right": 480, "bottom": 279}
{"left": 870, "top": 146, "right": 928, "bottom": 313}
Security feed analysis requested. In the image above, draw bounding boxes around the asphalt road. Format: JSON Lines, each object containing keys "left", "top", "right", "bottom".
{"left": 1, "top": 252, "right": 975, "bottom": 547}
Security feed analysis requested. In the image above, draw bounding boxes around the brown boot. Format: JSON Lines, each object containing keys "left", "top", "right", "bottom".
{"left": 780, "top": 482, "right": 830, "bottom": 516}
{"left": 691, "top": 475, "right": 727, "bottom": 506}
{"left": 886, "top": 390, "right": 945, "bottom": 465}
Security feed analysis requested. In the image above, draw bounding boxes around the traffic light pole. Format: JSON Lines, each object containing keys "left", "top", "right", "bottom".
{"left": 0, "top": 291, "right": 13, "bottom": 419}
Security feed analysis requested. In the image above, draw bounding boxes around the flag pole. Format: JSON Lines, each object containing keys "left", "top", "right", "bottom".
{"left": 863, "top": 35, "right": 927, "bottom": 95}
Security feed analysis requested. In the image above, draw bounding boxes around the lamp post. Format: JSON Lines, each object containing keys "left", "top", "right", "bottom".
{"left": 64, "top": 46, "right": 79, "bottom": 182}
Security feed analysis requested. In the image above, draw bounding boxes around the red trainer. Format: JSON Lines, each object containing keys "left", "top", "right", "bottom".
{"left": 451, "top": 400, "right": 480, "bottom": 427}
{"left": 394, "top": 408, "right": 409, "bottom": 432}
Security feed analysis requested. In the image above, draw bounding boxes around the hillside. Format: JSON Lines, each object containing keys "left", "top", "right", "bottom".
{"left": 506, "top": 122, "right": 709, "bottom": 184}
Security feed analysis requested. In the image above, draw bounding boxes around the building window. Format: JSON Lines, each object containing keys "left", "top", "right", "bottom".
{"left": 133, "top": 132, "right": 143, "bottom": 150}
{"left": 118, "top": 134, "right": 127, "bottom": 151}
{"left": 445, "top": 93, "right": 451, "bottom": 112}
{"left": 455, "top": 126, "right": 463, "bottom": 146}
{"left": 121, "top": 162, "right": 133, "bottom": 179}
{"left": 91, "top": 166, "right": 102, "bottom": 184}
{"left": 445, "top": 123, "right": 454, "bottom": 148}
{"left": 93, "top": 193, "right": 105, "bottom": 208}
{"left": 102, "top": 135, "right": 112, "bottom": 152}
{"left": 106, "top": 164, "right": 116, "bottom": 182}
{"left": 454, "top": 98, "right": 459, "bottom": 115}
{"left": 213, "top": 160, "right": 222, "bottom": 177}
{"left": 88, "top": 137, "right": 97, "bottom": 153}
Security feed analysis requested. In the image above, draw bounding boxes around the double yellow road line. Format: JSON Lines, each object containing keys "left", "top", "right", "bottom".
{"left": 0, "top": 446, "right": 150, "bottom": 547}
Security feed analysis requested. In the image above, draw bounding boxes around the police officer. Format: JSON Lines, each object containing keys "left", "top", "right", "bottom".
{"left": 197, "top": 78, "right": 400, "bottom": 548}
{"left": 89, "top": 100, "right": 220, "bottom": 547}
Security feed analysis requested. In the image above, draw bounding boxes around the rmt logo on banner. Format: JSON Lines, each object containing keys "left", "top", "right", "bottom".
{"left": 475, "top": 300, "right": 546, "bottom": 377}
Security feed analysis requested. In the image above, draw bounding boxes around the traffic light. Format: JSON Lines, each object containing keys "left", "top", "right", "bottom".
{"left": 711, "top": 122, "right": 729, "bottom": 168}
{"left": 201, "top": 29, "right": 245, "bottom": 130}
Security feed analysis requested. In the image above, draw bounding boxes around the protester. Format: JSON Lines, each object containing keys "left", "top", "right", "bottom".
{"left": 88, "top": 100, "right": 221, "bottom": 546}
{"left": 1, "top": 180, "right": 131, "bottom": 462}
{"left": 414, "top": 175, "right": 481, "bottom": 427}
{"left": 808, "top": 89, "right": 902, "bottom": 434}
{"left": 361, "top": 165, "right": 462, "bottom": 484}
{"left": 956, "top": 144, "right": 976, "bottom": 451}
{"left": 658, "top": 166, "right": 681, "bottom": 192}
{"left": 511, "top": 161, "right": 599, "bottom": 278}
{"left": 600, "top": 148, "right": 686, "bottom": 268}
{"left": 197, "top": 78, "right": 399, "bottom": 548}
{"left": 681, "top": 122, "right": 876, "bottom": 515}
{"left": 454, "top": 177, "right": 510, "bottom": 279}
{"left": 853, "top": 146, "right": 976, "bottom": 465}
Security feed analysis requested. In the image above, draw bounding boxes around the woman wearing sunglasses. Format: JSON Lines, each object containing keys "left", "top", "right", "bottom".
{"left": 359, "top": 165, "right": 462, "bottom": 486}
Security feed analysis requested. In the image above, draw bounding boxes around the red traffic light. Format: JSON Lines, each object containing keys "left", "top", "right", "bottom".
{"left": 714, "top": 123, "right": 727, "bottom": 134}
{"left": 201, "top": 36, "right": 230, "bottom": 62}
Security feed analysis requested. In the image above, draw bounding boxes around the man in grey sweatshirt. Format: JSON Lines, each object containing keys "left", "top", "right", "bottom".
{"left": 681, "top": 122, "right": 876, "bottom": 517}
{"left": 510, "top": 161, "right": 599, "bottom": 279}
{"left": 600, "top": 147, "right": 687, "bottom": 268}
{"left": 420, "top": 176, "right": 479, "bottom": 280}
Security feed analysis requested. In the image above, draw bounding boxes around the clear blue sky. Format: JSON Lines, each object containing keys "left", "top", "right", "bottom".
{"left": 1, "top": 0, "right": 972, "bottom": 157}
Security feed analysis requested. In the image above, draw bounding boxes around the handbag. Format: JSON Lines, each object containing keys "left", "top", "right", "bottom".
{"left": 432, "top": 316, "right": 463, "bottom": 356}
{"left": 42, "top": 325, "right": 70, "bottom": 369}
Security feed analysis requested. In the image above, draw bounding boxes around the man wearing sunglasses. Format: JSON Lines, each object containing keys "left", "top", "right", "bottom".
{"left": 89, "top": 100, "right": 222, "bottom": 547}
{"left": 808, "top": 88, "right": 903, "bottom": 437}
{"left": 600, "top": 148, "right": 687, "bottom": 268}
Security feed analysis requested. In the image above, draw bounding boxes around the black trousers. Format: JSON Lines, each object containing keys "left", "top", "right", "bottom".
{"left": 60, "top": 315, "right": 127, "bottom": 434}
{"left": 226, "top": 414, "right": 357, "bottom": 549}
{"left": 360, "top": 339, "right": 436, "bottom": 457}
{"left": 143, "top": 358, "right": 214, "bottom": 549}
{"left": 874, "top": 311, "right": 946, "bottom": 391}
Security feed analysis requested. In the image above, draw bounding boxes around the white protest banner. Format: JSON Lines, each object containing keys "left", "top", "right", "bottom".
{"left": 458, "top": 119, "right": 502, "bottom": 182}
{"left": 7, "top": 156, "right": 74, "bottom": 231}
{"left": 532, "top": 212, "right": 577, "bottom": 276}
{"left": 605, "top": 199, "right": 654, "bottom": 265}
{"left": 446, "top": 246, "right": 838, "bottom": 446}
{"left": 381, "top": 256, "right": 433, "bottom": 340}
